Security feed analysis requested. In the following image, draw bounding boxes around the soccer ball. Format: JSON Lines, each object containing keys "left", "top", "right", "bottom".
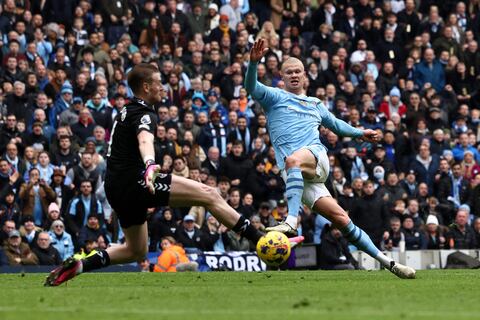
{"left": 256, "top": 231, "right": 291, "bottom": 267}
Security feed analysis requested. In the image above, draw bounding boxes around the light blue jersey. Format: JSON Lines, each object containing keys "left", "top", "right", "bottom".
{"left": 245, "top": 62, "right": 364, "bottom": 170}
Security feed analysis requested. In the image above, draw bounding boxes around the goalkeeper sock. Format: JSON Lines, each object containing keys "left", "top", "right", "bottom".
{"left": 285, "top": 167, "right": 304, "bottom": 227}
{"left": 232, "top": 216, "right": 263, "bottom": 243}
{"left": 340, "top": 221, "right": 392, "bottom": 267}
{"left": 81, "top": 250, "right": 111, "bottom": 272}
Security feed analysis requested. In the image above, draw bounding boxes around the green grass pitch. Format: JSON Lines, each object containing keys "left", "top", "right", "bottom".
{"left": 0, "top": 270, "right": 479, "bottom": 320}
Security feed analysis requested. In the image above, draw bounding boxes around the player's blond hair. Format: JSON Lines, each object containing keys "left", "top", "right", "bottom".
{"left": 281, "top": 57, "right": 304, "bottom": 72}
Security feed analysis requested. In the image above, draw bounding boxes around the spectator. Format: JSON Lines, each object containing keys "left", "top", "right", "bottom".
{"left": 424, "top": 215, "right": 446, "bottom": 249}
{"left": 227, "top": 116, "right": 252, "bottom": 153}
{"left": 366, "top": 144, "right": 395, "bottom": 178}
{"left": 66, "top": 180, "right": 104, "bottom": 239}
{"left": 244, "top": 157, "right": 270, "bottom": 208}
{"left": 43, "top": 202, "right": 63, "bottom": 231}
{"left": 414, "top": 48, "right": 445, "bottom": 92}
{"left": 51, "top": 135, "right": 80, "bottom": 170}
{"left": 199, "top": 111, "right": 228, "bottom": 157}
{"left": 429, "top": 129, "right": 449, "bottom": 156}
{"left": 383, "top": 217, "right": 405, "bottom": 251}
{"left": 222, "top": 229, "right": 250, "bottom": 251}
{"left": 154, "top": 125, "right": 176, "bottom": 162}
{"left": 379, "top": 87, "right": 406, "bottom": 120}
{"left": 19, "top": 216, "right": 42, "bottom": 246}
{"left": 0, "top": 114, "right": 22, "bottom": 154}
{"left": 34, "top": 151, "right": 55, "bottom": 184}
{"left": 446, "top": 207, "right": 477, "bottom": 249}
{"left": 340, "top": 145, "right": 367, "bottom": 182}
{"left": 379, "top": 172, "right": 407, "bottom": 206}
{"left": 85, "top": 92, "right": 113, "bottom": 131}
{"left": 227, "top": 187, "right": 243, "bottom": 214}
{"left": 220, "top": 0, "right": 242, "bottom": 31}
{"left": 32, "top": 231, "right": 62, "bottom": 265}
{"left": 200, "top": 214, "right": 223, "bottom": 251}
{"left": 409, "top": 144, "right": 440, "bottom": 192}
{"left": 174, "top": 214, "right": 206, "bottom": 250}
{"left": 18, "top": 168, "right": 57, "bottom": 227}
{"left": 201, "top": 147, "right": 223, "bottom": 178}
{"left": 217, "top": 177, "right": 231, "bottom": 201}
{"left": 405, "top": 199, "right": 425, "bottom": 228}
{"left": 0, "top": 189, "right": 21, "bottom": 227}
{"left": 209, "top": 14, "right": 236, "bottom": 44}
{"left": 178, "top": 111, "right": 201, "bottom": 141}
{"left": 319, "top": 224, "right": 358, "bottom": 270}
{"left": 0, "top": 220, "right": 16, "bottom": 246}
{"left": 48, "top": 220, "right": 74, "bottom": 262}
{"left": 52, "top": 82, "right": 74, "bottom": 128}
{"left": 351, "top": 180, "right": 390, "bottom": 248}
{"left": 58, "top": 96, "right": 82, "bottom": 127}
{"left": 402, "top": 215, "right": 427, "bottom": 250}
{"left": 221, "top": 140, "right": 253, "bottom": 188}
{"left": 271, "top": 199, "right": 288, "bottom": 222}
{"left": 0, "top": 158, "right": 23, "bottom": 201}
{"left": 4, "top": 142, "right": 26, "bottom": 176}
{"left": 172, "top": 156, "right": 189, "bottom": 178}
{"left": 3, "top": 230, "right": 38, "bottom": 265}
{"left": 452, "top": 132, "right": 480, "bottom": 162}
{"left": 67, "top": 152, "right": 102, "bottom": 191}
{"left": 149, "top": 208, "right": 177, "bottom": 252}
{"left": 77, "top": 213, "right": 109, "bottom": 250}
{"left": 400, "top": 170, "right": 419, "bottom": 199}
{"left": 153, "top": 236, "right": 197, "bottom": 272}
{"left": 71, "top": 108, "right": 96, "bottom": 144}
{"left": 258, "top": 202, "right": 276, "bottom": 228}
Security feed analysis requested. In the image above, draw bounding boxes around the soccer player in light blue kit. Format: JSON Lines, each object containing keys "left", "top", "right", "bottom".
{"left": 245, "top": 39, "right": 415, "bottom": 279}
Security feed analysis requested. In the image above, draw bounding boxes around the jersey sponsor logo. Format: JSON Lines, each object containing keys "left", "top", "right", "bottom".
{"left": 139, "top": 114, "right": 152, "bottom": 130}
{"left": 287, "top": 104, "right": 319, "bottom": 119}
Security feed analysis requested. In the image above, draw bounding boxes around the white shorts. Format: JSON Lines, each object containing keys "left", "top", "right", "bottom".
{"left": 281, "top": 145, "right": 331, "bottom": 209}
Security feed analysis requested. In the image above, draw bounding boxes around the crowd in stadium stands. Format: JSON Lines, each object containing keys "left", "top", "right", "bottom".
{"left": 2, "top": 0, "right": 480, "bottom": 268}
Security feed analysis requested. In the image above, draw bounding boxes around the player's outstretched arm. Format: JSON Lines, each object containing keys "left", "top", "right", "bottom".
{"left": 245, "top": 39, "right": 280, "bottom": 108}
{"left": 138, "top": 130, "right": 160, "bottom": 194}
{"left": 319, "top": 102, "right": 379, "bottom": 142}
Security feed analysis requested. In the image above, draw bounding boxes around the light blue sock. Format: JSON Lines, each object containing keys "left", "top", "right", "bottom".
{"left": 340, "top": 221, "right": 380, "bottom": 258}
{"left": 285, "top": 167, "right": 304, "bottom": 223}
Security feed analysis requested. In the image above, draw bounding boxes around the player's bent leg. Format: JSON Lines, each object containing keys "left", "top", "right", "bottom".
{"left": 313, "top": 196, "right": 416, "bottom": 279}
{"left": 313, "top": 196, "right": 381, "bottom": 258}
{"left": 269, "top": 149, "right": 316, "bottom": 232}
{"left": 169, "top": 175, "right": 263, "bottom": 243}
{"left": 106, "top": 222, "right": 149, "bottom": 264}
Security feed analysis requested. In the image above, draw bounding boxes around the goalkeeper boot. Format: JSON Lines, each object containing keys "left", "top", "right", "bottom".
{"left": 266, "top": 222, "right": 298, "bottom": 237}
{"left": 387, "top": 261, "right": 416, "bottom": 279}
{"left": 44, "top": 257, "right": 82, "bottom": 287}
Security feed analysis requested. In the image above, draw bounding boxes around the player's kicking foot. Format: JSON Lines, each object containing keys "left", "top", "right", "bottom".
{"left": 44, "top": 257, "right": 82, "bottom": 287}
{"left": 266, "top": 222, "right": 298, "bottom": 237}
{"left": 288, "top": 235, "right": 304, "bottom": 249}
{"left": 387, "top": 261, "right": 416, "bottom": 279}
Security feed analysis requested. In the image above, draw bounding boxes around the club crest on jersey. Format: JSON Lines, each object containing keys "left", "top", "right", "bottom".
{"left": 139, "top": 114, "right": 151, "bottom": 130}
